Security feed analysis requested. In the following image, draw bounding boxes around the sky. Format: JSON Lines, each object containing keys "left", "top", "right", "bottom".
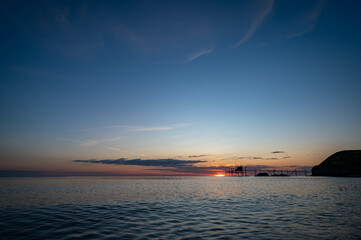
{"left": 1, "top": 0, "right": 361, "bottom": 176}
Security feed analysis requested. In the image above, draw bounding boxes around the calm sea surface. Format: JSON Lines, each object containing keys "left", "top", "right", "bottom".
{"left": 0, "top": 176, "right": 360, "bottom": 239}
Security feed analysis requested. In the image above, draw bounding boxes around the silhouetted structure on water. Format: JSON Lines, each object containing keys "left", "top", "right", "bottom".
{"left": 225, "top": 166, "right": 309, "bottom": 177}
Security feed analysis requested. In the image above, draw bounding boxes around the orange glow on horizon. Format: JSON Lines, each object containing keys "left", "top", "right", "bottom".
{"left": 215, "top": 174, "right": 225, "bottom": 177}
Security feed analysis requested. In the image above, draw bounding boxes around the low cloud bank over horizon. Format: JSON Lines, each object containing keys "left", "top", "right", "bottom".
{"left": 73, "top": 158, "right": 221, "bottom": 175}
{"left": 72, "top": 158, "right": 312, "bottom": 175}
{"left": 73, "top": 158, "right": 206, "bottom": 168}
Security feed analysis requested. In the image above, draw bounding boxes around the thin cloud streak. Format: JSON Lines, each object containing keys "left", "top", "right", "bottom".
{"left": 287, "top": 24, "right": 315, "bottom": 39}
{"left": 185, "top": 49, "right": 213, "bottom": 63}
{"left": 304, "top": 0, "right": 325, "bottom": 22}
{"left": 271, "top": 151, "right": 285, "bottom": 154}
{"left": 232, "top": 0, "right": 274, "bottom": 48}
{"left": 287, "top": 0, "right": 324, "bottom": 39}
{"left": 60, "top": 136, "right": 126, "bottom": 146}
{"left": 188, "top": 155, "right": 207, "bottom": 158}
{"left": 102, "top": 146, "right": 121, "bottom": 151}
{"left": 104, "top": 123, "right": 193, "bottom": 132}
{"left": 128, "top": 126, "right": 173, "bottom": 131}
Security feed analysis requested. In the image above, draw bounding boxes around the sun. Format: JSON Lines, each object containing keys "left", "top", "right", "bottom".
{"left": 214, "top": 174, "right": 225, "bottom": 177}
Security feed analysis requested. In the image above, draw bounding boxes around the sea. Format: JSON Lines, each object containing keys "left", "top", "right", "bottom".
{"left": 0, "top": 176, "right": 360, "bottom": 239}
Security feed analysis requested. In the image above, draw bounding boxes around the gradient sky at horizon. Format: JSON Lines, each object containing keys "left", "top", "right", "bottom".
{"left": 1, "top": 0, "right": 361, "bottom": 176}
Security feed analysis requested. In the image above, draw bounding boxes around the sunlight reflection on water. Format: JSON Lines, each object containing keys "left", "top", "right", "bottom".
{"left": 0, "top": 176, "right": 360, "bottom": 239}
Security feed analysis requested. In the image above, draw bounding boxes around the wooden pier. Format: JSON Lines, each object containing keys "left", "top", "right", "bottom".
{"left": 224, "top": 166, "right": 309, "bottom": 177}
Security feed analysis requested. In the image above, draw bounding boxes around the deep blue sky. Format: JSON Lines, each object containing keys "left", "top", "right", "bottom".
{"left": 1, "top": 0, "right": 360, "bottom": 175}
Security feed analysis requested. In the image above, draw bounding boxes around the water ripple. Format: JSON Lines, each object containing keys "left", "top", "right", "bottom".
{"left": 0, "top": 176, "right": 360, "bottom": 239}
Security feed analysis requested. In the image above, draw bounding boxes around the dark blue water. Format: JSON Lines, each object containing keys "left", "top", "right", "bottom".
{"left": 0, "top": 176, "right": 360, "bottom": 239}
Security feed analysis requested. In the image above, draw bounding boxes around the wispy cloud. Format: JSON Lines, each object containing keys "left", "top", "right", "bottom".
{"left": 60, "top": 136, "right": 125, "bottom": 146}
{"left": 185, "top": 49, "right": 213, "bottom": 63}
{"left": 287, "top": 0, "right": 324, "bottom": 39}
{"left": 104, "top": 123, "right": 192, "bottom": 132}
{"left": 304, "top": 0, "right": 325, "bottom": 23}
{"left": 188, "top": 155, "right": 207, "bottom": 158}
{"left": 271, "top": 151, "right": 285, "bottom": 154}
{"left": 128, "top": 126, "right": 174, "bottom": 131}
{"left": 102, "top": 146, "right": 121, "bottom": 151}
{"left": 287, "top": 24, "right": 316, "bottom": 39}
{"left": 232, "top": 0, "right": 274, "bottom": 48}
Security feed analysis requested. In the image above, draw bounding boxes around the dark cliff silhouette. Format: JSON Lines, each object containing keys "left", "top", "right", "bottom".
{"left": 312, "top": 150, "right": 361, "bottom": 177}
